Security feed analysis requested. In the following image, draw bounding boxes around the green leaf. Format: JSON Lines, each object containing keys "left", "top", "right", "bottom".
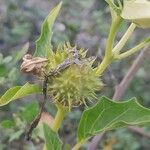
{"left": 0, "top": 83, "right": 42, "bottom": 106}
{"left": 0, "top": 64, "right": 7, "bottom": 76}
{"left": 43, "top": 123, "right": 62, "bottom": 150}
{"left": 77, "top": 96, "right": 150, "bottom": 141}
{"left": 34, "top": 2, "right": 62, "bottom": 58}
{"left": 0, "top": 120, "right": 15, "bottom": 129}
{"left": 20, "top": 101, "right": 39, "bottom": 123}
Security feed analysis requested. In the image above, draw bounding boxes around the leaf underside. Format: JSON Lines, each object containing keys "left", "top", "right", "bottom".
{"left": 34, "top": 2, "right": 62, "bottom": 58}
{"left": 0, "top": 82, "right": 42, "bottom": 106}
{"left": 77, "top": 96, "right": 150, "bottom": 141}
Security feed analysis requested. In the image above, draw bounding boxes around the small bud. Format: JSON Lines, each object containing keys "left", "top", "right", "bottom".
{"left": 121, "top": 0, "right": 150, "bottom": 28}
{"left": 20, "top": 54, "right": 48, "bottom": 76}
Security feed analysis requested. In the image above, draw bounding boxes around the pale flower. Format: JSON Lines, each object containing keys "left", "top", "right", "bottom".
{"left": 121, "top": 0, "right": 150, "bottom": 28}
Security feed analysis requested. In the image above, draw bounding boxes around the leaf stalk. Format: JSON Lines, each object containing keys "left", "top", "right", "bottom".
{"left": 112, "top": 23, "right": 136, "bottom": 54}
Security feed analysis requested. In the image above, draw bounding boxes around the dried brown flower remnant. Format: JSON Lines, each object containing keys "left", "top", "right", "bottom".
{"left": 20, "top": 54, "right": 48, "bottom": 76}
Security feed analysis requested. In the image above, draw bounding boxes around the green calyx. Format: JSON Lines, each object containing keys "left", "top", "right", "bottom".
{"left": 45, "top": 43, "right": 103, "bottom": 109}
{"left": 105, "top": 0, "right": 123, "bottom": 15}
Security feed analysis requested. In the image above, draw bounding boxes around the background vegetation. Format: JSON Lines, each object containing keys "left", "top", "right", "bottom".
{"left": 0, "top": 0, "right": 150, "bottom": 149}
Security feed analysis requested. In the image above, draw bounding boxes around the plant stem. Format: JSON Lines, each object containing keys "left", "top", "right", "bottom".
{"left": 51, "top": 104, "right": 69, "bottom": 132}
{"left": 115, "top": 41, "right": 150, "bottom": 60}
{"left": 96, "top": 15, "right": 122, "bottom": 76}
{"left": 96, "top": 57, "right": 112, "bottom": 75}
{"left": 72, "top": 140, "right": 86, "bottom": 150}
{"left": 112, "top": 23, "right": 136, "bottom": 54}
{"left": 105, "top": 15, "right": 122, "bottom": 58}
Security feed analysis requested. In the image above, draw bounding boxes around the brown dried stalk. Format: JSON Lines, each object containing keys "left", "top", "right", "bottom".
{"left": 26, "top": 75, "right": 48, "bottom": 140}
{"left": 20, "top": 54, "right": 48, "bottom": 76}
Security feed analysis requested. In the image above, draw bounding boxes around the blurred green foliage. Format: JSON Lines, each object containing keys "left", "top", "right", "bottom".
{"left": 0, "top": 0, "right": 150, "bottom": 149}
{"left": 0, "top": 101, "right": 41, "bottom": 149}
{"left": 0, "top": 0, "right": 43, "bottom": 52}
{"left": 0, "top": 42, "right": 29, "bottom": 92}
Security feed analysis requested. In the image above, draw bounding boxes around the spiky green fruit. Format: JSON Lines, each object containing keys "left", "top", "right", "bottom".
{"left": 45, "top": 43, "right": 103, "bottom": 108}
